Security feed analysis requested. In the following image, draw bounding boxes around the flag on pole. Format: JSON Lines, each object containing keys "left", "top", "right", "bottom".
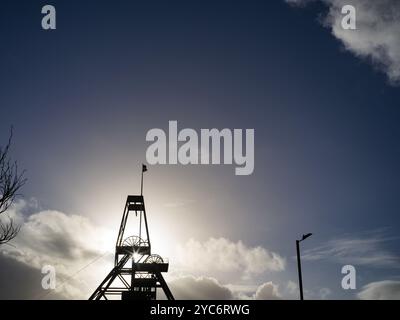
{"left": 142, "top": 164, "right": 147, "bottom": 172}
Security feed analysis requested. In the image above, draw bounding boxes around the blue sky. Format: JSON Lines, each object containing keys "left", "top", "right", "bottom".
{"left": 0, "top": 0, "right": 400, "bottom": 300}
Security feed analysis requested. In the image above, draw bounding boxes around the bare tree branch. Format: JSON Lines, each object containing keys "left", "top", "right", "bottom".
{"left": 0, "top": 127, "right": 26, "bottom": 244}
{"left": 0, "top": 217, "right": 20, "bottom": 245}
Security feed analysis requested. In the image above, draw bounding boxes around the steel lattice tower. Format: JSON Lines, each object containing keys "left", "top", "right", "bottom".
{"left": 89, "top": 181, "right": 174, "bottom": 300}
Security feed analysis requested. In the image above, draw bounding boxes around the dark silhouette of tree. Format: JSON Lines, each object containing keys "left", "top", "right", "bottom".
{"left": 0, "top": 127, "right": 26, "bottom": 244}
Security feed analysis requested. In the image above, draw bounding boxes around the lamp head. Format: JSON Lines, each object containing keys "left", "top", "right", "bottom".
{"left": 301, "top": 233, "right": 313, "bottom": 241}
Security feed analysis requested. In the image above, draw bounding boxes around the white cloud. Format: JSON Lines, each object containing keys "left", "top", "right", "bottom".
{"left": 286, "top": 280, "right": 298, "bottom": 296}
{"left": 168, "top": 276, "right": 234, "bottom": 300}
{"left": 318, "top": 287, "right": 332, "bottom": 299}
{"left": 285, "top": 0, "right": 400, "bottom": 85}
{"left": 167, "top": 276, "right": 289, "bottom": 300}
{"left": 0, "top": 200, "right": 114, "bottom": 299}
{"left": 301, "top": 231, "right": 400, "bottom": 267}
{"left": 254, "top": 282, "right": 281, "bottom": 300}
{"left": 1, "top": 201, "right": 288, "bottom": 300}
{"left": 358, "top": 280, "right": 400, "bottom": 300}
{"left": 176, "top": 237, "right": 285, "bottom": 279}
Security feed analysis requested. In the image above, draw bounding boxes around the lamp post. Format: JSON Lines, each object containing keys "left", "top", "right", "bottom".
{"left": 296, "top": 233, "right": 312, "bottom": 300}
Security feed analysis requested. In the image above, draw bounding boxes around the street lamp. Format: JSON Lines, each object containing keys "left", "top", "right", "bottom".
{"left": 296, "top": 233, "right": 312, "bottom": 300}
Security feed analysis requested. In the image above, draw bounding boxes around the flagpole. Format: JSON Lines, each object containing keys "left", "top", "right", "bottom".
{"left": 140, "top": 164, "right": 147, "bottom": 196}
{"left": 141, "top": 167, "right": 144, "bottom": 196}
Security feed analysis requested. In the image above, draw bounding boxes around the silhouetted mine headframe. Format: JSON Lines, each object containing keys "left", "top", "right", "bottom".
{"left": 89, "top": 195, "right": 174, "bottom": 300}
